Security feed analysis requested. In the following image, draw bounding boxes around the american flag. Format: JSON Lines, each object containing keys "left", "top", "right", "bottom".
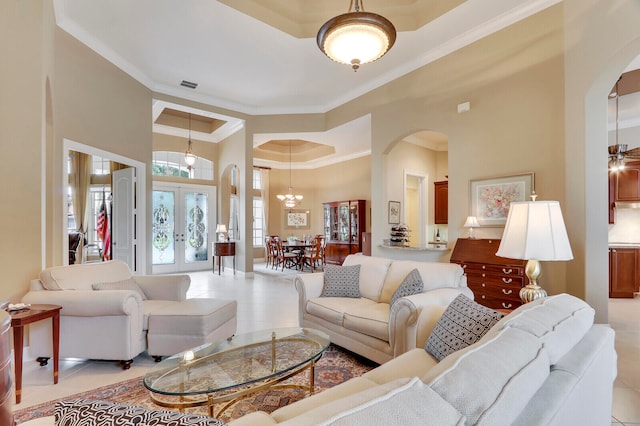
{"left": 97, "top": 194, "right": 111, "bottom": 260}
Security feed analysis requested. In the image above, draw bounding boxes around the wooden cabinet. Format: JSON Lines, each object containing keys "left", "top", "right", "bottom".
{"left": 609, "top": 247, "right": 638, "bottom": 298}
{"left": 0, "top": 311, "right": 13, "bottom": 426}
{"left": 434, "top": 181, "right": 448, "bottom": 224}
{"left": 323, "top": 200, "right": 366, "bottom": 265}
{"left": 609, "top": 161, "right": 640, "bottom": 223}
{"left": 450, "top": 238, "right": 526, "bottom": 310}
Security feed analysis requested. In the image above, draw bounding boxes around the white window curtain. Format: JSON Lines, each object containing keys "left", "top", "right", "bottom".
{"left": 259, "top": 168, "right": 270, "bottom": 236}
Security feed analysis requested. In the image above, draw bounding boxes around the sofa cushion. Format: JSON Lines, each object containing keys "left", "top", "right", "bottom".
{"left": 380, "top": 260, "right": 465, "bottom": 304}
{"left": 425, "top": 294, "right": 504, "bottom": 361}
{"left": 322, "top": 265, "right": 361, "bottom": 298}
{"left": 389, "top": 268, "right": 424, "bottom": 307}
{"left": 306, "top": 297, "right": 377, "bottom": 327}
{"left": 423, "top": 327, "right": 549, "bottom": 425}
{"left": 342, "top": 255, "right": 392, "bottom": 302}
{"left": 343, "top": 302, "right": 390, "bottom": 341}
{"left": 55, "top": 399, "right": 226, "bottom": 425}
{"left": 40, "top": 260, "right": 132, "bottom": 291}
{"left": 92, "top": 278, "right": 147, "bottom": 300}
{"left": 318, "top": 377, "right": 466, "bottom": 426}
{"left": 481, "top": 293, "right": 595, "bottom": 364}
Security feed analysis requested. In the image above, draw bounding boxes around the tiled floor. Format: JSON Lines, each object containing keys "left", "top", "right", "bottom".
{"left": 9, "top": 266, "right": 640, "bottom": 424}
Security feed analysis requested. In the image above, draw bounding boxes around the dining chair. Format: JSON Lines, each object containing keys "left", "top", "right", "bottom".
{"left": 302, "top": 237, "right": 323, "bottom": 272}
{"left": 275, "top": 240, "right": 299, "bottom": 271}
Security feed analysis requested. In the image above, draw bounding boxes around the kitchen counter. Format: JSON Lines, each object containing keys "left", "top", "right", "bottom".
{"left": 609, "top": 243, "right": 640, "bottom": 248}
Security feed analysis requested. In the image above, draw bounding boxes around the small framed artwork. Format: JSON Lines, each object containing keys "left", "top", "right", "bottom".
{"left": 388, "top": 201, "right": 401, "bottom": 224}
{"left": 285, "top": 210, "right": 310, "bottom": 229}
{"left": 469, "top": 172, "right": 535, "bottom": 227}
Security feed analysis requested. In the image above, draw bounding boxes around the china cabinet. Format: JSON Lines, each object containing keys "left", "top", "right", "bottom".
{"left": 323, "top": 200, "right": 366, "bottom": 265}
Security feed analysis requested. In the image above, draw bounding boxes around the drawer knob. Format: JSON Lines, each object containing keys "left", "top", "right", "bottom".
{"left": 501, "top": 303, "right": 513, "bottom": 309}
{"left": 502, "top": 289, "right": 513, "bottom": 295}
{"left": 502, "top": 278, "right": 513, "bottom": 284}
{"left": 481, "top": 283, "right": 486, "bottom": 287}
{"left": 502, "top": 268, "right": 513, "bottom": 274}
{"left": 462, "top": 265, "right": 467, "bottom": 269}
{"left": 482, "top": 273, "right": 486, "bottom": 277}
{"left": 481, "top": 295, "right": 486, "bottom": 299}
{"left": 482, "top": 265, "right": 486, "bottom": 270}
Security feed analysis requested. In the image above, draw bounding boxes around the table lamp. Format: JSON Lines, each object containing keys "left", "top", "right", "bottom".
{"left": 495, "top": 200, "right": 573, "bottom": 303}
{"left": 463, "top": 216, "right": 480, "bottom": 239}
{"left": 216, "top": 224, "right": 228, "bottom": 242}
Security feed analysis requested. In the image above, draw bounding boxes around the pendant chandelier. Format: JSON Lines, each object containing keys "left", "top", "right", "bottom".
{"left": 184, "top": 113, "right": 196, "bottom": 170}
{"left": 609, "top": 81, "right": 626, "bottom": 172}
{"left": 276, "top": 140, "right": 303, "bottom": 208}
{"left": 317, "top": 0, "right": 396, "bottom": 71}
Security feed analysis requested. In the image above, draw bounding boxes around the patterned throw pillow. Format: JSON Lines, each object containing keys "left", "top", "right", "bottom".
{"left": 425, "top": 294, "right": 504, "bottom": 361}
{"left": 92, "top": 278, "right": 148, "bottom": 300}
{"left": 55, "top": 399, "right": 226, "bottom": 425}
{"left": 389, "top": 268, "right": 424, "bottom": 306}
{"left": 321, "top": 264, "right": 361, "bottom": 298}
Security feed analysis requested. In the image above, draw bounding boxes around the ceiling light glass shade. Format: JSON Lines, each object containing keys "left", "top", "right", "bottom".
{"left": 184, "top": 148, "right": 196, "bottom": 166}
{"left": 317, "top": 5, "right": 396, "bottom": 71}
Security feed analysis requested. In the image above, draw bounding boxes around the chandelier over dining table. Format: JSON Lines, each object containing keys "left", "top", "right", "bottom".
{"left": 277, "top": 140, "right": 303, "bottom": 208}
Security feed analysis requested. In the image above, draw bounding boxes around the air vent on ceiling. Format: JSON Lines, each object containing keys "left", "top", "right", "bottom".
{"left": 180, "top": 80, "right": 198, "bottom": 89}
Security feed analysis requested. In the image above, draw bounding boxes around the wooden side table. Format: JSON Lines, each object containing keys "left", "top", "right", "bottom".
{"left": 214, "top": 241, "right": 236, "bottom": 275}
{"left": 10, "top": 304, "right": 62, "bottom": 403}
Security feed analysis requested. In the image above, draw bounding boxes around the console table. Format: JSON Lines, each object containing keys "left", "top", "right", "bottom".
{"left": 10, "top": 304, "right": 61, "bottom": 403}
{"left": 213, "top": 241, "right": 235, "bottom": 275}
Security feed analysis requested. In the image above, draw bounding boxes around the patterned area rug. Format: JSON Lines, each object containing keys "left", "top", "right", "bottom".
{"left": 13, "top": 344, "right": 377, "bottom": 424}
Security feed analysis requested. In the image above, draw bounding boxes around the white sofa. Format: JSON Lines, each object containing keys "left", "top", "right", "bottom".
{"left": 295, "top": 254, "right": 472, "bottom": 363}
{"left": 230, "top": 293, "right": 616, "bottom": 425}
{"left": 22, "top": 260, "right": 237, "bottom": 368}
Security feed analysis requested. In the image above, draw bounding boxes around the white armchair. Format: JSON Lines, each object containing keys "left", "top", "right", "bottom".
{"left": 22, "top": 260, "right": 225, "bottom": 369}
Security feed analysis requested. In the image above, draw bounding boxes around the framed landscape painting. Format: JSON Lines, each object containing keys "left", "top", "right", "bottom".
{"left": 469, "top": 172, "right": 535, "bottom": 227}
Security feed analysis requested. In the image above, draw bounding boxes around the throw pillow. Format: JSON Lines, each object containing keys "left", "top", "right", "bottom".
{"left": 321, "top": 264, "right": 361, "bottom": 298}
{"left": 92, "top": 278, "right": 148, "bottom": 300}
{"left": 425, "top": 294, "right": 504, "bottom": 361}
{"left": 389, "top": 268, "right": 424, "bottom": 306}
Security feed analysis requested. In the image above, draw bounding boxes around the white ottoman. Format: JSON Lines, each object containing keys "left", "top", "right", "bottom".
{"left": 146, "top": 298, "right": 237, "bottom": 359}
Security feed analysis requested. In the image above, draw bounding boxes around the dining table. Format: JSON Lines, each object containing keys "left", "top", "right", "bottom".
{"left": 281, "top": 241, "right": 313, "bottom": 270}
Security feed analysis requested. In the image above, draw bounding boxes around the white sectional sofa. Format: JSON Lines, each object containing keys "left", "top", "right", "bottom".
{"left": 21, "top": 293, "right": 616, "bottom": 426}
{"left": 22, "top": 260, "right": 237, "bottom": 368}
{"left": 230, "top": 293, "right": 616, "bottom": 425}
{"left": 295, "top": 254, "right": 472, "bottom": 363}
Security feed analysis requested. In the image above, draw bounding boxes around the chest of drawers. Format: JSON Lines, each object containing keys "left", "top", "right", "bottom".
{"left": 450, "top": 238, "right": 526, "bottom": 310}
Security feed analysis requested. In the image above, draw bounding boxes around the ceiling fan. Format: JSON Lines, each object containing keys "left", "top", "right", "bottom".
{"left": 609, "top": 79, "right": 640, "bottom": 171}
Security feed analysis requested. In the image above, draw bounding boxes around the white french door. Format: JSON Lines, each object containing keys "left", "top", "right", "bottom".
{"left": 152, "top": 183, "right": 216, "bottom": 273}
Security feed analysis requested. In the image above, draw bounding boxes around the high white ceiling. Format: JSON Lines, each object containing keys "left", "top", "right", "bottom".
{"left": 53, "top": 0, "right": 563, "bottom": 167}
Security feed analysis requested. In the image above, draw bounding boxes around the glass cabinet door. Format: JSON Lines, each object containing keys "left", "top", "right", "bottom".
{"left": 324, "top": 206, "right": 331, "bottom": 240}
{"left": 339, "top": 203, "right": 349, "bottom": 241}
{"left": 350, "top": 202, "right": 359, "bottom": 243}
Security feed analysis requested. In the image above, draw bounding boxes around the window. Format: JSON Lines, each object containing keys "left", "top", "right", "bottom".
{"left": 229, "top": 195, "right": 239, "bottom": 240}
{"left": 152, "top": 151, "right": 214, "bottom": 180}
{"left": 253, "top": 168, "right": 261, "bottom": 190}
{"left": 253, "top": 198, "right": 264, "bottom": 247}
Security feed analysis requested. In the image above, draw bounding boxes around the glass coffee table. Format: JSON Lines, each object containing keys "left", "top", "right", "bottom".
{"left": 143, "top": 327, "right": 330, "bottom": 418}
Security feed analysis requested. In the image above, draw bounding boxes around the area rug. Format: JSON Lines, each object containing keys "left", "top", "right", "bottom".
{"left": 13, "top": 344, "right": 377, "bottom": 424}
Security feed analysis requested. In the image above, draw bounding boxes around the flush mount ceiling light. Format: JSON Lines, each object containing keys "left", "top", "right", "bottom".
{"left": 276, "top": 140, "right": 303, "bottom": 209}
{"left": 184, "top": 113, "right": 196, "bottom": 170}
{"left": 317, "top": 0, "right": 396, "bottom": 71}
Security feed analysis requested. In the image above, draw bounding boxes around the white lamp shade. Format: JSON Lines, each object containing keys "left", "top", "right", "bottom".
{"left": 496, "top": 201, "right": 573, "bottom": 261}
{"left": 464, "top": 216, "right": 480, "bottom": 228}
{"left": 215, "top": 224, "right": 227, "bottom": 233}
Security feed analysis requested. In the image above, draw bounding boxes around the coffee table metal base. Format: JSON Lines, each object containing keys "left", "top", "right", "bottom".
{"left": 148, "top": 356, "right": 319, "bottom": 418}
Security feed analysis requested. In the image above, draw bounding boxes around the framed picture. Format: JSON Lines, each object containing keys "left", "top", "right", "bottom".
{"left": 469, "top": 172, "right": 535, "bottom": 227}
{"left": 388, "top": 201, "right": 401, "bottom": 224}
{"left": 285, "top": 210, "right": 310, "bottom": 229}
